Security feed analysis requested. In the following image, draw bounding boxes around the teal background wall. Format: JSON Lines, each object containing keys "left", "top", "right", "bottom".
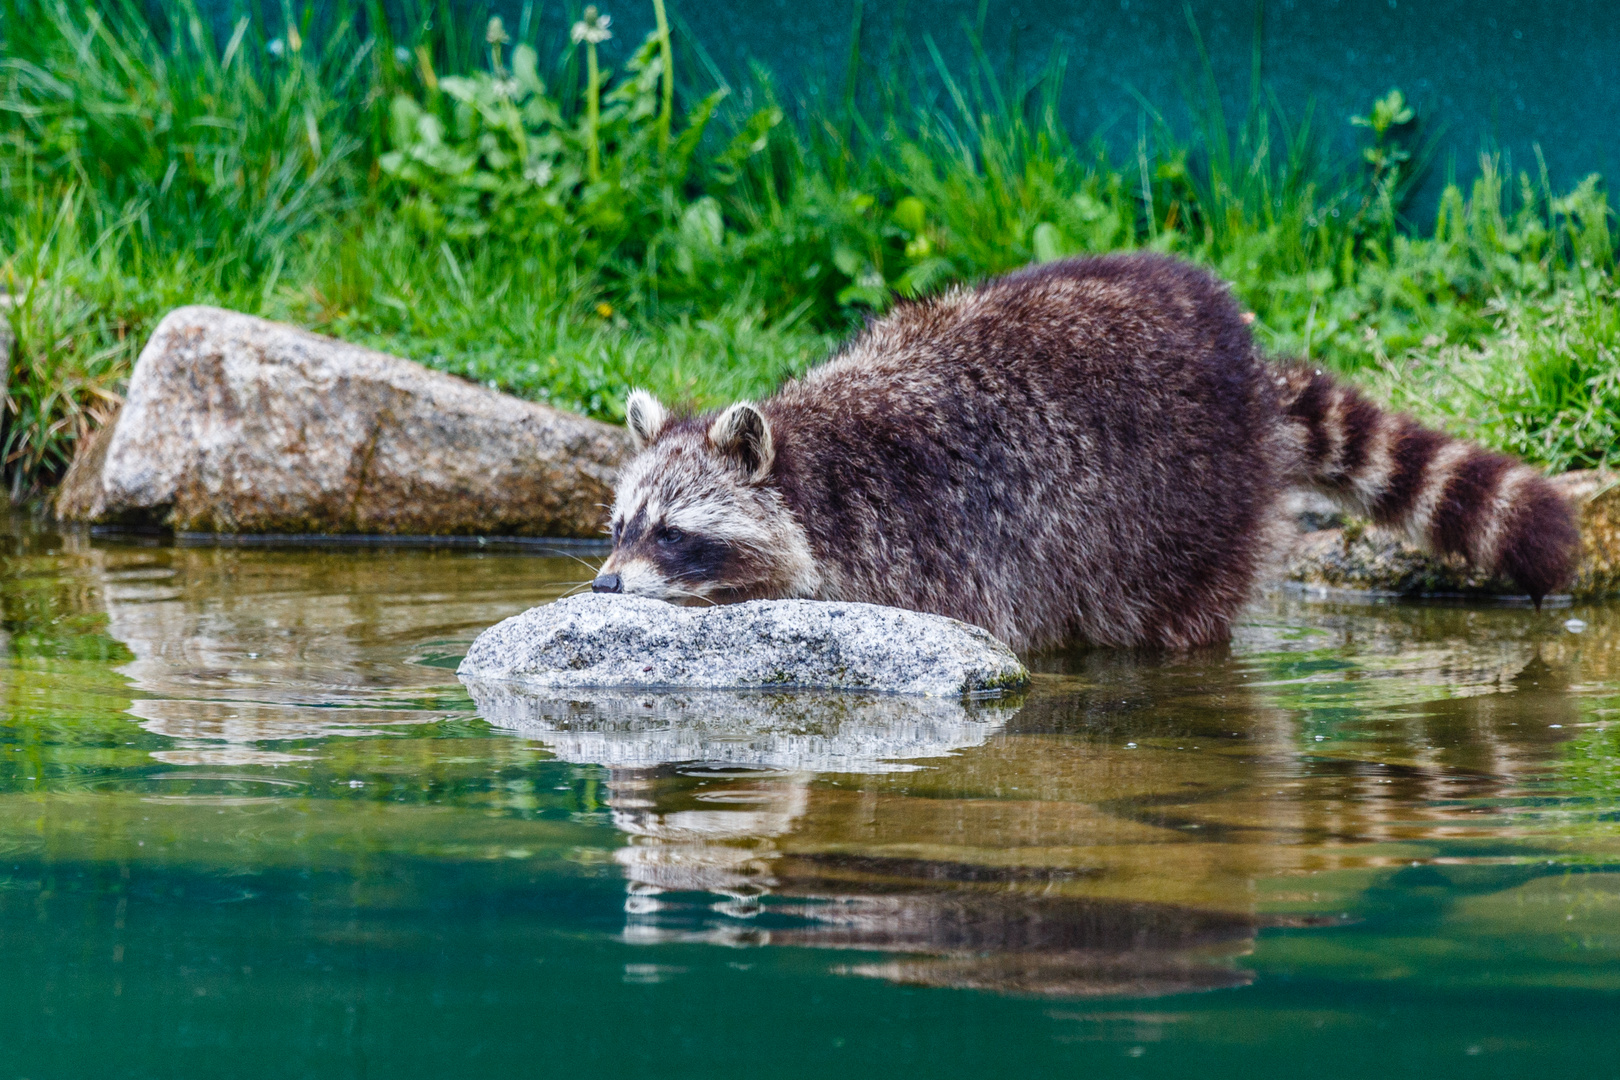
{"left": 497, "top": 0, "right": 1615, "bottom": 214}
{"left": 210, "top": 0, "right": 1612, "bottom": 212}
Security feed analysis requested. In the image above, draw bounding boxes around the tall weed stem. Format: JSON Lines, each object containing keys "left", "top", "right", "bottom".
{"left": 571, "top": 5, "right": 612, "bottom": 181}
{"left": 652, "top": 0, "right": 673, "bottom": 151}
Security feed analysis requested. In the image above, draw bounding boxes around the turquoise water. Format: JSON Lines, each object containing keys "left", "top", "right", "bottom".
{"left": 3, "top": 514, "right": 1618, "bottom": 1078}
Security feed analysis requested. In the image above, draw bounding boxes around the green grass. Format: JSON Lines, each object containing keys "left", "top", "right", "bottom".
{"left": 1372, "top": 283, "right": 1620, "bottom": 473}
{"left": 1, "top": 0, "right": 1616, "bottom": 499}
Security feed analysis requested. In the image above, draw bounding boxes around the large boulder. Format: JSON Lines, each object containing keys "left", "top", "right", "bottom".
{"left": 458, "top": 594, "right": 1031, "bottom": 697}
{"left": 55, "top": 306, "right": 630, "bottom": 536}
{"left": 1283, "top": 470, "right": 1620, "bottom": 599}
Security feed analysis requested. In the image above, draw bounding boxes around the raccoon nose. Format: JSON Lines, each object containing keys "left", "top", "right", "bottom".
{"left": 591, "top": 573, "right": 623, "bottom": 594}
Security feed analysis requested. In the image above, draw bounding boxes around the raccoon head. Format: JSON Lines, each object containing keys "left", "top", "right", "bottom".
{"left": 592, "top": 389, "right": 821, "bottom": 604}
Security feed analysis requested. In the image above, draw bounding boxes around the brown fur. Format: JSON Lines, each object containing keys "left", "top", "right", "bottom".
{"left": 597, "top": 254, "right": 1579, "bottom": 649}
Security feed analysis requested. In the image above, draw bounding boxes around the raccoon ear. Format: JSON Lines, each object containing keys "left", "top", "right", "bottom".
{"left": 708, "top": 402, "right": 775, "bottom": 483}
{"left": 625, "top": 389, "right": 669, "bottom": 451}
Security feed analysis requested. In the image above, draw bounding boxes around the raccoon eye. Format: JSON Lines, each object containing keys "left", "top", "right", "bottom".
{"left": 610, "top": 521, "right": 623, "bottom": 544}
{"left": 656, "top": 526, "right": 684, "bottom": 546}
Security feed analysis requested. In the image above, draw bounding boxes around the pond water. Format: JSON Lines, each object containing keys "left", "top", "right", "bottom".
{"left": 2, "top": 514, "right": 1618, "bottom": 1079}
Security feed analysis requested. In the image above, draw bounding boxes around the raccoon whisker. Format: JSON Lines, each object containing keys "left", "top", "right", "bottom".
{"left": 665, "top": 586, "right": 720, "bottom": 607}
{"left": 551, "top": 551, "right": 605, "bottom": 574}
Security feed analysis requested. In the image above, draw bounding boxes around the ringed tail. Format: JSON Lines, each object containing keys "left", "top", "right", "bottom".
{"left": 1275, "top": 364, "right": 1580, "bottom": 607}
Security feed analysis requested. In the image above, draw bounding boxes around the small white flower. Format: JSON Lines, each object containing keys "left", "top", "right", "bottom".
{"left": 524, "top": 160, "right": 554, "bottom": 186}
{"left": 486, "top": 15, "right": 510, "bottom": 45}
{"left": 394, "top": 45, "right": 412, "bottom": 64}
{"left": 267, "top": 37, "right": 284, "bottom": 57}
{"left": 492, "top": 77, "right": 521, "bottom": 99}
{"left": 571, "top": 6, "right": 612, "bottom": 44}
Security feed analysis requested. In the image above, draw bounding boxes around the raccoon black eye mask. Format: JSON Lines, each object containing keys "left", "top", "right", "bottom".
{"left": 592, "top": 252, "right": 1578, "bottom": 651}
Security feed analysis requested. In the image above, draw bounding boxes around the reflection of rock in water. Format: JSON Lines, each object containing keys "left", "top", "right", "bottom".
{"left": 127, "top": 699, "right": 440, "bottom": 765}
{"left": 72, "top": 537, "right": 578, "bottom": 703}
{"left": 467, "top": 681, "right": 1259, "bottom": 998}
{"left": 73, "top": 540, "right": 567, "bottom": 762}
{"left": 462, "top": 681, "right": 1017, "bottom": 773}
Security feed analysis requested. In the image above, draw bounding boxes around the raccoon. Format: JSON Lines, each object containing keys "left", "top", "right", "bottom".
{"left": 591, "top": 253, "right": 1579, "bottom": 650}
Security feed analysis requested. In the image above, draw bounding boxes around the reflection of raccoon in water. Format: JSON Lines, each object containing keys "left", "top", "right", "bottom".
{"left": 592, "top": 254, "right": 1578, "bottom": 650}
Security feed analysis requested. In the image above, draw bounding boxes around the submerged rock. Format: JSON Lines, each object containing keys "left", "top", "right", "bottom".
{"left": 1282, "top": 470, "right": 1620, "bottom": 600}
{"left": 54, "top": 306, "right": 629, "bottom": 536}
{"left": 457, "top": 594, "right": 1030, "bottom": 698}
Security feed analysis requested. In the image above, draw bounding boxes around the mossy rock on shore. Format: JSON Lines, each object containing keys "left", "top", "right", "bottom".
{"left": 1284, "top": 470, "right": 1620, "bottom": 600}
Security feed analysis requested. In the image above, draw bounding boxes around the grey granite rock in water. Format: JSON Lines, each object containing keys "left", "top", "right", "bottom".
{"left": 457, "top": 594, "right": 1029, "bottom": 698}
{"left": 464, "top": 680, "right": 1016, "bottom": 772}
